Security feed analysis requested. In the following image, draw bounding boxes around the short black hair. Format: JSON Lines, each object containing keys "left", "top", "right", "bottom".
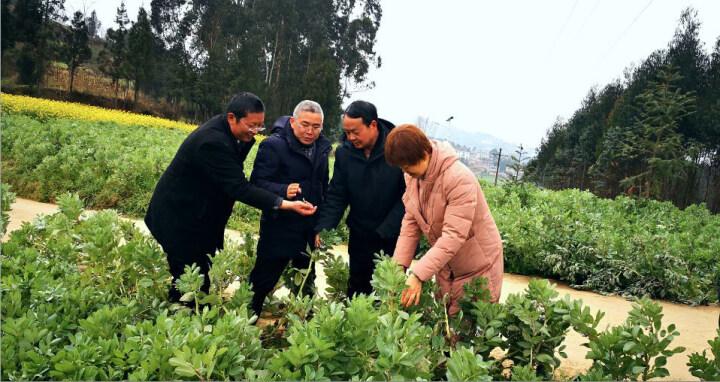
{"left": 226, "top": 92, "right": 264, "bottom": 119}
{"left": 344, "top": 100, "right": 377, "bottom": 126}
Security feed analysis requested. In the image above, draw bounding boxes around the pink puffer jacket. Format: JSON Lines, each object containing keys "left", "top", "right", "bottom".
{"left": 393, "top": 141, "right": 504, "bottom": 314}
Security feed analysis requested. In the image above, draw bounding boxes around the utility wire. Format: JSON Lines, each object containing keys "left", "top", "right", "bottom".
{"left": 547, "top": 0, "right": 580, "bottom": 59}
{"left": 599, "top": 0, "right": 655, "bottom": 64}
{"left": 576, "top": 0, "right": 602, "bottom": 37}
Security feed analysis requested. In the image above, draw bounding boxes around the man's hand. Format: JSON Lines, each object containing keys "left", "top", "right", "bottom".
{"left": 287, "top": 183, "right": 302, "bottom": 199}
{"left": 280, "top": 200, "right": 316, "bottom": 216}
{"left": 400, "top": 273, "right": 422, "bottom": 308}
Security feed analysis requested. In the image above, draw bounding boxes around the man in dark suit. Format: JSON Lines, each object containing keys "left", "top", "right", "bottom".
{"left": 314, "top": 100, "right": 406, "bottom": 298}
{"left": 248, "top": 100, "right": 331, "bottom": 315}
{"left": 145, "top": 92, "right": 316, "bottom": 302}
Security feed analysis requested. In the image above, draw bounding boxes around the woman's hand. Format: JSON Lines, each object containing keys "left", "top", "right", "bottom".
{"left": 401, "top": 273, "right": 422, "bottom": 307}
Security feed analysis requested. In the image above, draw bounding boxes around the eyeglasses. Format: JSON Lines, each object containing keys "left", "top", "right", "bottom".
{"left": 240, "top": 119, "right": 265, "bottom": 133}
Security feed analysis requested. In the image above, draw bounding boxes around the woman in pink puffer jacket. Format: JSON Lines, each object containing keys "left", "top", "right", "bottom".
{"left": 385, "top": 124, "right": 504, "bottom": 315}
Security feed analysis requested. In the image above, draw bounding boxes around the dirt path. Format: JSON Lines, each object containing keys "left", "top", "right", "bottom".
{"left": 4, "top": 197, "right": 719, "bottom": 380}
{"left": 2, "top": 198, "right": 244, "bottom": 243}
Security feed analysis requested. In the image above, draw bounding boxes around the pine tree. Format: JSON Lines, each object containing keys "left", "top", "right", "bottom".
{"left": 64, "top": 11, "right": 92, "bottom": 93}
{"left": 620, "top": 66, "right": 696, "bottom": 199}
{"left": 127, "top": 7, "right": 156, "bottom": 104}
{"left": 101, "top": 0, "right": 130, "bottom": 99}
{"left": 13, "top": 0, "right": 66, "bottom": 88}
{"left": 86, "top": 10, "right": 102, "bottom": 39}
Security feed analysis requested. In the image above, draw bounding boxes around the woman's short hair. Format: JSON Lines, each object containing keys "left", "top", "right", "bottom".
{"left": 385, "top": 124, "right": 433, "bottom": 167}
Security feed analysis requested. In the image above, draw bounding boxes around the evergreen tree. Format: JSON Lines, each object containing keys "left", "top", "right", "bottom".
{"left": 64, "top": 11, "right": 92, "bottom": 93}
{"left": 86, "top": 10, "right": 102, "bottom": 39}
{"left": 127, "top": 7, "right": 156, "bottom": 104}
{"left": 620, "top": 67, "right": 696, "bottom": 199}
{"left": 101, "top": 1, "right": 130, "bottom": 99}
{"left": 13, "top": 0, "right": 66, "bottom": 88}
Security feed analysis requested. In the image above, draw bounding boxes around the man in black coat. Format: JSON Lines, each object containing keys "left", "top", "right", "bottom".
{"left": 145, "top": 92, "right": 316, "bottom": 302}
{"left": 314, "top": 100, "right": 406, "bottom": 297}
{"left": 249, "top": 100, "right": 332, "bottom": 316}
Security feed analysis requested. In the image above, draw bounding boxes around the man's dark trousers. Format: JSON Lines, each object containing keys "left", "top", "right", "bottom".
{"left": 347, "top": 228, "right": 398, "bottom": 297}
{"left": 249, "top": 225, "right": 316, "bottom": 316}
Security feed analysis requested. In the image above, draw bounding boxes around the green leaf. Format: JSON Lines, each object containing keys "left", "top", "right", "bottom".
{"left": 54, "top": 361, "right": 76, "bottom": 373}
{"left": 654, "top": 368, "right": 670, "bottom": 378}
{"left": 672, "top": 346, "right": 686, "bottom": 354}
{"left": 199, "top": 294, "right": 221, "bottom": 305}
{"left": 623, "top": 342, "right": 636, "bottom": 352}
{"left": 536, "top": 353, "right": 554, "bottom": 364}
{"left": 169, "top": 357, "right": 196, "bottom": 377}
{"left": 179, "top": 292, "right": 195, "bottom": 302}
{"left": 654, "top": 356, "right": 667, "bottom": 367}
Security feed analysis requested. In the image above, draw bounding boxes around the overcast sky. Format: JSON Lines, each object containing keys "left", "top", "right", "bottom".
{"left": 66, "top": 0, "right": 720, "bottom": 148}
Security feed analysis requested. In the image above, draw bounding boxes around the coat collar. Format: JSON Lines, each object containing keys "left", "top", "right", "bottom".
{"left": 423, "top": 141, "right": 458, "bottom": 183}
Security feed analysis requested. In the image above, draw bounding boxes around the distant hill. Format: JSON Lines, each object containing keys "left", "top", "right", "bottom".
{"left": 416, "top": 116, "right": 534, "bottom": 155}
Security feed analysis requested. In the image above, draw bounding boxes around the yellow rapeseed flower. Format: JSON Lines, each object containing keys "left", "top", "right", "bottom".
{"left": 1, "top": 93, "right": 197, "bottom": 132}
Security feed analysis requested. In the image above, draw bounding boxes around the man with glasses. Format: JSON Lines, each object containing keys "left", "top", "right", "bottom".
{"left": 145, "top": 92, "right": 317, "bottom": 304}
{"left": 248, "top": 100, "right": 332, "bottom": 316}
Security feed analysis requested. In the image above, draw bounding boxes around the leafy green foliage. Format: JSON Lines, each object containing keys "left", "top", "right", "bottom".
{"left": 488, "top": 182, "right": 720, "bottom": 305}
{"left": 456, "top": 294, "right": 507, "bottom": 360}
{"left": 2, "top": 208, "right": 696, "bottom": 380}
{"left": 510, "top": 364, "right": 540, "bottom": 381}
{"left": 577, "top": 368, "right": 613, "bottom": 381}
{"left": 175, "top": 264, "right": 206, "bottom": 313}
{"left": 687, "top": 329, "right": 720, "bottom": 381}
{"left": 2, "top": 172, "right": 705, "bottom": 381}
{"left": 370, "top": 253, "right": 406, "bottom": 312}
{"left": 1, "top": 195, "right": 169, "bottom": 380}
{"left": 320, "top": 251, "right": 349, "bottom": 301}
{"left": 1, "top": 113, "right": 260, "bottom": 233}
{"left": 501, "top": 279, "right": 574, "bottom": 378}
{"left": 267, "top": 291, "right": 434, "bottom": 381}
{"left": 5, "top": 108, "right": 717, "bottom": 306}
{"left": 1, "top": 183, "right": 16, "bottom": 235}
{"left": 446, "top": 346, "right": 492, "bottom": 382}
{"left": 574, "top": 297, "right": 686, "bottom": 381}
{"left": 208, "top": 235, "right": 256, "bottom": 298}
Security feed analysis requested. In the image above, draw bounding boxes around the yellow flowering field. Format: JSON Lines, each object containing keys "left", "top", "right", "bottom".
{"left": 1, "top": 93, "right": 197, "bottom": 132}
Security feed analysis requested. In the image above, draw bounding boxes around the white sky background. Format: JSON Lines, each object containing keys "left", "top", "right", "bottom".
{"left": 66, "top": 0, "right": 720, "bottom": 149}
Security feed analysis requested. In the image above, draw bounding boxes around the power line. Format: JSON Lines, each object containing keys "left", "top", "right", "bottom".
{"left": 547, "top": 0, "right": 580, "bottom": 58}
{"left": 599, "top": 0, "right": 655, "bottom": 64}
{"left": 576, "top": 0, "right": 602, "bottom": 37}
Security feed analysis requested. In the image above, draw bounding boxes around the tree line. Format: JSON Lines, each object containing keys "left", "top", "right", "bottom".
{"left": 525, "top": 8, "right": 720, "bottom": 212}
{"left": 1, "top": 0, "right": 383, "bottom": 140}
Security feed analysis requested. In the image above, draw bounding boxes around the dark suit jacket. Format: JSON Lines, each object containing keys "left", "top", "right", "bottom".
{"left": 314, "top": 118, "right": 406, "bottom": 240}
{"left": 145, "top": 114, "right": 279, "bottom": 255}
